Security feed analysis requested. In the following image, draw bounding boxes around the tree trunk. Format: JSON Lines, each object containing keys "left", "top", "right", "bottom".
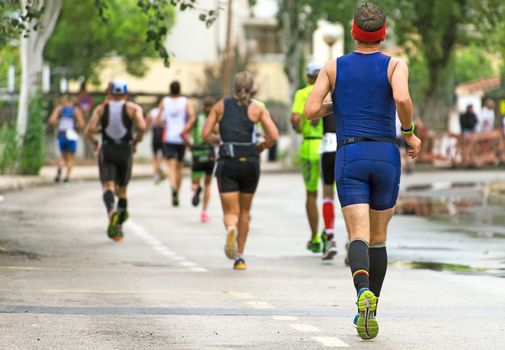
{"left": 418, "top": 60, "right": 454, "bottom": 130}
{"left": 16, "top": 0, "right": 62, "bottom": 137}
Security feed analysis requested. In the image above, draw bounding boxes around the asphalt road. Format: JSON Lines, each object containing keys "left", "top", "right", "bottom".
{"left": 0, "top": 173, "right": 504, "bottom": 349}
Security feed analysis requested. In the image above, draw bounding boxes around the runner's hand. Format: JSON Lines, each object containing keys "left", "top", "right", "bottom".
{"left": 257, "top": 141, "right": 268, "bottom": 153}
{"left": 92, "top": 141, "right": 101, "bottom": 156}
{"left": 180, "top": 132, "right": 191, "bottom": 147}
{"left": 132, "top": 141, "right": 138, "bottom": 154}
{"left": 405, "top": 134, "right": 422, "bottom": 159}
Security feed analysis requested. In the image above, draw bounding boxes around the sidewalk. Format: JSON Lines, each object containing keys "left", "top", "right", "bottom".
{"left": 0, "top": 161, "right": 292, "bottom": 193}
{"left": 2, "top": 162, "right": 504, "bottom": 194}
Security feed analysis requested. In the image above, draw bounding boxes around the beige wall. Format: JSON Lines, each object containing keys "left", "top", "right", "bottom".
{"left": 73, "top": 57, "right": 291, "bottom": 104}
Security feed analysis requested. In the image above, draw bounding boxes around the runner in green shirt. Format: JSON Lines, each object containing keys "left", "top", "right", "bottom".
{"left": 291, "top": 62, "right": 324, "bottom": 253}
{"left": 190, "top": 97, "right": 216, "bottom": 223}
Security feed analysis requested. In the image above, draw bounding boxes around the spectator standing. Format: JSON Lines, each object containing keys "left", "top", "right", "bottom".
{"left": 480, "top": 99, "right": 496, "bottom": 132}
{"left": 460, "top": 105, "right": 478, "bottom": 134}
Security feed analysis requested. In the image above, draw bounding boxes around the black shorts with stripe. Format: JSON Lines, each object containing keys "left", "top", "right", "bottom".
{"left": 99, "top": 143, "right": 133, "bottom": 187}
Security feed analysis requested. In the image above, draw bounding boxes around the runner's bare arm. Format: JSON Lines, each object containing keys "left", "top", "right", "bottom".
{"left": 390, "top": 58, "right": 422, "bottom": 159}
{"left": 84, "top": 105, "right": 103, "bottom": 149}
{"left": 390, "top": 59, "right": 413, "bottom": 130}
{"left": 182, "top": 99, "right": 196, "bottom": 135}
{"left": 145, "top": 110, "right": 153, "bottom": 128}
{"left": 305, "top": 61, "right": 333, "bottom": 120}
{"left": 156, "top": 100, "right": 164, "bottom": 126}
{"left": 74, "top": 107, "right": 86, "bottom": 130}
{"left": 48, "top": 105, "right": 62, "bottom": 126}
{"left": 202, "top": 99, "right": 223, "bottom": 145}
{"left": 290, "top": 112, "right": 302, "bottom": 133}
{"left": 257, "top": 105, "right": 279, "bottom": 149}
{"left": 130, "top": 103, "right": 146, "bottom": 143}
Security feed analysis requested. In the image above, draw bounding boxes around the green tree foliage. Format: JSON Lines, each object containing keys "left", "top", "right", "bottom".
{"left": 0, "top": 0, "right": 45, "bottom": 44}
{"left": 0, "top": 45, "right": 19, "bottom": 89}
{"left": 0, "top": 122, "right": 19, "bottom": 174}
{"left": 453, "top": 44, "right": 495, "bottom": 85}
{"left": 93, "top": 0, "right": 218, "bottom": 67}
{"left": 280, "top": 0, "right": 505, "bottom": 127}
{"left": 383, "top": 0, "right": 504, "bottom": 126}
{"left": 44, "top": 0, "right": 174, "bottom": 82}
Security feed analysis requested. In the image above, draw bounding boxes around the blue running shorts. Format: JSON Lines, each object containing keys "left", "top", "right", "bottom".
{"left": 335, "top": 141, "right": 400, "bottom": 210}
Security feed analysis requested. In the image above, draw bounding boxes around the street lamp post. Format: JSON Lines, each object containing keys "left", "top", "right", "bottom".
{"left": 322, "top": 30, "right": 339, "bottom": 61}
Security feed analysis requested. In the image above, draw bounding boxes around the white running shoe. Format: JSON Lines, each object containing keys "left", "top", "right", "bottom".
{"left": 322, "top": 240, "right": 338, "bottom": 260}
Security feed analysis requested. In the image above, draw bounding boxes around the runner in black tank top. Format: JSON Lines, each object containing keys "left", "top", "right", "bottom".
{"left": 320, "top": 113, "right": 339, "bottom": 260}
{"left": 202, "top": 71, "right": 279, "bottom": 270}
{"left": 85, "top": 79, "right": 146, "bottom": 242}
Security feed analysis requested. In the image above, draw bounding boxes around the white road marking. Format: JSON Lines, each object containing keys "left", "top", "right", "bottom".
{"left": 289, "top": 324, "right": 320, "bottom": 332}
{"left": 171, "top": 256, "right": 186, "bottom": 261}
{"left": 312, "top": 337, "right": 350, "bottom": 348}
{"left": 246, "top": 301, "right": 275, "bottom": 309}
{"left": 189, "top": 267, "right": 209, "bottom": 273}
{"left": 230, "top": 292, "right": 253, "bottom": 300}
{"left": 159, "top": 251, "right": 176, "bottom": 257}
{"left": 272, "top": 316, "right": 298, "bottom": 321}
{"left": 128, "top": 219, "right": 207, "bottom": 273}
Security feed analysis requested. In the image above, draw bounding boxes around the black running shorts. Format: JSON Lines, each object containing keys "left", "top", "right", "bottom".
{"left": 152, "top": 127, "right": 164, "bottom": 156}
{"left": 192, "top": 159, "right": 215, "bottom": 176}
{"left": 163, "top": 143, "right": 185, "bottom": 161}
{"left": 320, "top": 151, "right": 336, "bottom": 186}
{"left": 215, "top": 157, "right": 260, "bottom": 194}
{"left": 99, "top": 143, "right": 133, "bottom": 187}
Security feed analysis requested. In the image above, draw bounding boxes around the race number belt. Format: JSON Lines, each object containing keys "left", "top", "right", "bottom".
{"left": 337, "top": 137, "right": 398, "bottom": 150}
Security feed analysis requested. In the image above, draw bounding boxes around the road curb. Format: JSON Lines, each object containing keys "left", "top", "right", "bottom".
{"left": 0, "top": 164, "right": 298, "bottom": 194}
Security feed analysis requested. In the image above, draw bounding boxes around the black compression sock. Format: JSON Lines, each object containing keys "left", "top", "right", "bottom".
{"left": 117, "top": 198, "right": 128, "bottom": 224}
{"left": 103, "top": 191, "right": 115, "bottom": 215}
{"left": 369, "top": 243, "right": 388, "bottom": 297}
{"left": 348, "top": 239, "right": 370, "bottom": 294}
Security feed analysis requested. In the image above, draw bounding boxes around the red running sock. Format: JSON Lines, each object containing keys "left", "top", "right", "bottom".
{"left": 322, "top": 199, "right": 335, "bottom": 234}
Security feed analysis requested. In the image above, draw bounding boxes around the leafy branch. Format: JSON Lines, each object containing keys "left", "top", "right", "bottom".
{"left": 1, "top": 0, "right": 221, "bottom": 66}
{"left": 0, "top": 0, "right": 45, "bottom": 39}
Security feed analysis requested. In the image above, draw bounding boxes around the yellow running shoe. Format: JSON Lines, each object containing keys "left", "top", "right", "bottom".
{"left": 233, "top": 258, "right": 247, "bottom": 270}
{"left": 355, "top": 288, "right": 379, "bottom": 340}
{"left": 224, "top": 226, "right": 238, "bottom": 259}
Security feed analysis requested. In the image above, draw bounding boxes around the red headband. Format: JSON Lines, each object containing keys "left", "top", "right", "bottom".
{"left": 352, "top": 19, "right": 387, "bottom": 43}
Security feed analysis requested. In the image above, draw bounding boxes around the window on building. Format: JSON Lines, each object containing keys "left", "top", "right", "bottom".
{"left": 244, "top": 23, "right": 282, "bottom": 55}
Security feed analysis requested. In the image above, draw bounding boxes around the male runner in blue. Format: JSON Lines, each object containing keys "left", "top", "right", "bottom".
{"left": 304, "top": 3, "right": 422, "bottom": 340}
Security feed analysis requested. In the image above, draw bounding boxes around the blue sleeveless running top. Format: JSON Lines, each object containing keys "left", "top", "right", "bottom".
{"left": 58, "top": 106, "right": 76, "bottom": 131}
{"left": 332, "top": 52, "right": 396, "bottom": 141}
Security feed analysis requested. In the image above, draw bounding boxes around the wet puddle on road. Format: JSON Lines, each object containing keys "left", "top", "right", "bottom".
{"left": 395, "top": 180, "right": 505, "bottom": 278}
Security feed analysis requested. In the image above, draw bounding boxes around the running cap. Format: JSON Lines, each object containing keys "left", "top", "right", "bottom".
{"left": 306, "top": 62, "right": 323, "bottom": 77}
{"left": 110, "top": 79, "right": 128, "bottom": 96}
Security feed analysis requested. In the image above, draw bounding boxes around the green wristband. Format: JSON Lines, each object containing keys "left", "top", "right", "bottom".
{"left": 401, "top": 122, "right": 415, "bottom": 136}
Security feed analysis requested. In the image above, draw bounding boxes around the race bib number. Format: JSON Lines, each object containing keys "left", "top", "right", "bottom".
{"left": 320, "top": 133, "right": 337, "bottom": 153}
{"left": 66, "top": 129, "right": 79, "bottom": 141}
